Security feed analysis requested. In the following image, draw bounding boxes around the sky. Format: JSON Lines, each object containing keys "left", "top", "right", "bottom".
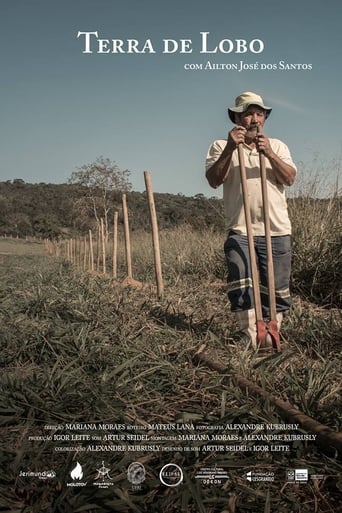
{"left": 0, "top": 0, "right": 341, "bottom": 197}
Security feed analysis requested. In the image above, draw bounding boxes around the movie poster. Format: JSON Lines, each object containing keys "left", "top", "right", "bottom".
{"left": 1, "top": 1, "right": 341, "bottom": 512}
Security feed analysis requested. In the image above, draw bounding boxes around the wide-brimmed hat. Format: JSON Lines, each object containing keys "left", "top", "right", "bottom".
{"left": 228, "top": 91, "right": 272, "bottom": 123}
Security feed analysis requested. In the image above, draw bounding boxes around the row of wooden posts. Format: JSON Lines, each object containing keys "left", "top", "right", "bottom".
{"left": 46, "top": 171, "right": 164, "bottom": 296}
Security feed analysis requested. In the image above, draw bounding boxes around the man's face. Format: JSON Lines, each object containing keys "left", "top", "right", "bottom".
{"left": 236, "top": 106, "right": 266, "bottom": 129}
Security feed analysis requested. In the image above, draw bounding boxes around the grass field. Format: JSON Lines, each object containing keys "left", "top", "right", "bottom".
{"left": 0, "top": 232, "right": 341, "bottom": 513}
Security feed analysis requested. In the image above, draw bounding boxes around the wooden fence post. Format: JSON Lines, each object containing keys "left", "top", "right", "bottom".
{"left": 66, "top": 239, "right": 70, "bottom": 261}
{"left": 144, "top": 171, "right": 164, "bottom": 297}
{"left": 76, "top": 238, "right": 80, "bottom": 268}
{"left": 89, "top": 229, "right": 94, "bottom": 272}
{"left": 100, "top": 218, "right": 106, "bottom": 274}
{"left": 112, "top": 211, "right": 118, "bottom": 279}
{"left": 96, "top": 223, "right": 101, "bottom": 272}
{"left": 72, "top": 238, "right": 76, "bottom": 266}
{"left": 69, "top": 239, "right": 73, "bottom": 264}
{"left": 122, "top": 193, "right": 132, "bottom": 279}
{"left": 83, "top": 236, "right": 88, "bottom": 270}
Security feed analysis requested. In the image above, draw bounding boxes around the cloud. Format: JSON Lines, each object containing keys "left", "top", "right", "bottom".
{"left": 266, "top": 95, "right": 306, "bottom": 113}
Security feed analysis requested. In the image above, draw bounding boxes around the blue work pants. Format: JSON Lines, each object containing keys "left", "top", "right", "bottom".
{"left": 224, "top": 232, "right": 292, "bottom": 317}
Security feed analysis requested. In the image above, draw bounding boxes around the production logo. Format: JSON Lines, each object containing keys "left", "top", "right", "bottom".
{"left": 159, "top": 463, "right": 183, "bottom": 487}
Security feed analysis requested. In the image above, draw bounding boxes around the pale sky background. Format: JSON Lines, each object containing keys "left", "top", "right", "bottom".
{"left": 1, "top": 0, "right": 341, "bottom": 197}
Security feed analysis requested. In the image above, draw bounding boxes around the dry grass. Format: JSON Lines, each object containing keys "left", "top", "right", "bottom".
{"left": 288, "top": 161, "right": 341, "bottom": 307}
{"left": 0, "top": 230, "right": 341, "bottom": 512}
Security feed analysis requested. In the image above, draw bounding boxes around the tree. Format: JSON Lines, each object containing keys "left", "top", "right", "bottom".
{"left": 69, "top": 156, "right": 132, "bottom": 239}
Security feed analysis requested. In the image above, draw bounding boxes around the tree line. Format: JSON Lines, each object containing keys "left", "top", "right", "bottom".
{"left": 0, "top": 181, "right": 225, "bottom": 239}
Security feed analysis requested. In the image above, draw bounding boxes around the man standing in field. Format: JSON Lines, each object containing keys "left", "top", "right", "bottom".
{"left": 205, "top": 91, "right": 296, "bottom": 348}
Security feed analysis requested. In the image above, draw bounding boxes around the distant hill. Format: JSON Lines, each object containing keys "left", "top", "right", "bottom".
{"left": 0, "top": 180, "right": 225, "bottom": 238}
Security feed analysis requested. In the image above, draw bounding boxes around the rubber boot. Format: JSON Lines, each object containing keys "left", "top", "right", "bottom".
{"left": 233, "top": 309, "right": 257, "bottom": 350}
{"left": 276, "top": 312, "right": 283, "bottom": 330}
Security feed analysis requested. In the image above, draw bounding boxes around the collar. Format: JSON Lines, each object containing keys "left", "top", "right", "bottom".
{"left": 241, "top": 142, "right": 258, "bottom": 155}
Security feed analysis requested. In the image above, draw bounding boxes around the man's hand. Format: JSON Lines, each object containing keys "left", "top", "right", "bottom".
{"left": 255, "top": 132, "right": 274, "bottom": 158}
{"left": 227, "top": 125, "right": 247, "bottom": 149}
{"left": 255, "top": 132, "right": 296, "bottom": 186}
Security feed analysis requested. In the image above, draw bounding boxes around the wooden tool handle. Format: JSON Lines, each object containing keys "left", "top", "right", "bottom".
{"left": 237, "top": 144, "right": 263, "bottom": 322}
{"left": 257, "top": 126, "right": 277, "bottom": 324}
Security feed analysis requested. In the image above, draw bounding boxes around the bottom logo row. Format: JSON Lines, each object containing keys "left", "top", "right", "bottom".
{"left": 20, "top": 463, "right": 321, "bottom": 488}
